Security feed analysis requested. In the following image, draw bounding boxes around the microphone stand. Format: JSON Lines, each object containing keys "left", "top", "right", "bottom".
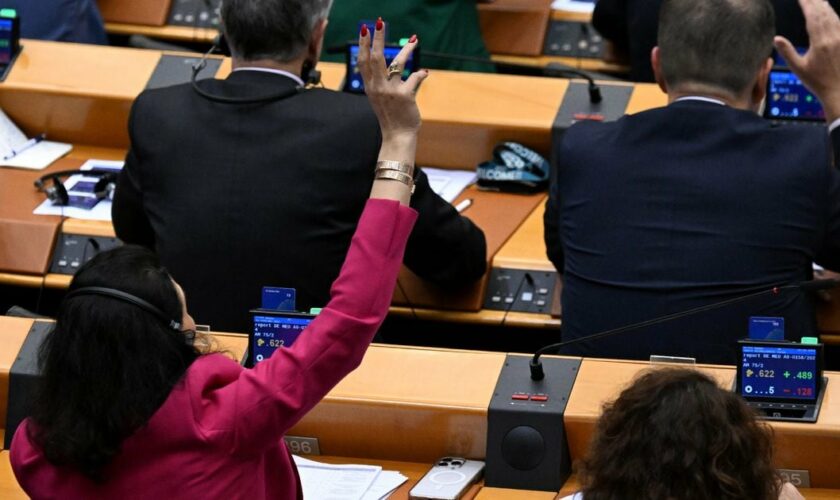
{"left": 529, "top": 280, "right": 838, "bottom": 380}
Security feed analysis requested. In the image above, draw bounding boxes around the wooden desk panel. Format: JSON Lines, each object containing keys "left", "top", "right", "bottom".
{"left": 290, "top": 345, "right": 505, "bottom": 463}
{"left": 0, "top": 452, "right": 26, "bottom": 499}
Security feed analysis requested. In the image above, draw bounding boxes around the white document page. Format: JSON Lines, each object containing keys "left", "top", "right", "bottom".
{"left": 33, "top": 160, "right": 123, "bottom": 221}
{"left": 361, "top": 470, "right": 408, "bottom": 500}
{"left": 0, "top": 109, "right": 72, "bottom": 170}
{"left": 422, "top": 167, "right": 477, "bottom": 203}
{"left": 293, "top": 456, "right": 382, "bottom": 500}
{"left": 552, "top": 0, "right": 596, "bottom": 13}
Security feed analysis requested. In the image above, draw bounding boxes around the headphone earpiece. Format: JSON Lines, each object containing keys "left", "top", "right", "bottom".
{"left": 34, "top": 169, "right": 117, "bottom": 206}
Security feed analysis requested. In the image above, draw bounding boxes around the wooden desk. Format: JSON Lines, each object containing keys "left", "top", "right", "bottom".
{"left": 1, "top": 317, "right": 840, "bottom": 491}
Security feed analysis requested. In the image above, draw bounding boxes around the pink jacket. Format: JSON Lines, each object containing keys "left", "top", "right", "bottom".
{"left": 11, "top": 199, "right": 418, "bottom": 499}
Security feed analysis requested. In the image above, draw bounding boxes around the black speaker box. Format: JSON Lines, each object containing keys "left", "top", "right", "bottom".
{"left": 485, "top": 354, "right": 580, "bottom": 491}
{"left": 4, "top": 321, "right": 51, "bottom": 449}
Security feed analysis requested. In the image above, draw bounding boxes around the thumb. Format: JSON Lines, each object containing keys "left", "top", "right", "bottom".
{"left": 774, "top": 36, "right": 804, "bottom": 73}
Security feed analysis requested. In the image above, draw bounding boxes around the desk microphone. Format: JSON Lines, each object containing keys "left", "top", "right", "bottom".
{"left": 528, "top": 279, "right": 839, "bottom": 380}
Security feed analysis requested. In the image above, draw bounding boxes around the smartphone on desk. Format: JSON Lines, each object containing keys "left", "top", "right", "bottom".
{"left": 409, "top": 457, "right": 484, "bottom": 500}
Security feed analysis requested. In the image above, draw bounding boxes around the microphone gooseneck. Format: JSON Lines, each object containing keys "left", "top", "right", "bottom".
{"left": 528, "top": 279, "right": 838, "bottom": 380}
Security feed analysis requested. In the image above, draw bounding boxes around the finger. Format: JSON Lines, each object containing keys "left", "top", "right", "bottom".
{"left": 404, "top": 69, "right": 429, "bottom": 94}
{"left": 369, "top": 17, "right": 387, "bottom": 86}
{"left": 358, "top": 24, "right": 371, "bottom": 82}
{"left": 388, "top": 35, "right": 419, "bottom": 82}
{"left": 774, "top": 36, "right": 806, "bottom": 73}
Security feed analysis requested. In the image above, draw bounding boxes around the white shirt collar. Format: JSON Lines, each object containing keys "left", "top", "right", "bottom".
{"left": 673, "top": 96, "right": 727, "bottom": 106}
{"left": 232, "top": 67, "right": 305, "bottom": 87}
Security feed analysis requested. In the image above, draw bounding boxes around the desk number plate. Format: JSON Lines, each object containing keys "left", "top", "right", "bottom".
{"left": 284, "top": 436, "right": 321, "bottom": 455}
{"left": 777, "top": 469, "right": 810, "bottom": 488}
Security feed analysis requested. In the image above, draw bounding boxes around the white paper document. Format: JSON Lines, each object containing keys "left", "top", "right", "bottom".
{"left": 0, "top": 109, "right": 72, "bottom": 170}
{"left": 33, "top": 159, "right": 124, "bottom": 221}
{"left": 423, "top": 167, "right": 477, "bottom": 203}
{"left": 293, "top": 456, "right": 408, "bottom": 500}
{"left": 552, "top": 0, "right": 596, "bottom": 13}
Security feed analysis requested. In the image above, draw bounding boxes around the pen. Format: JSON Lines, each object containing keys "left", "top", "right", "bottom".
{"left": 455, "top": 198, "right": 473, "bottom": 213}
{"left": 3, "top": 133, "right": 46, "bottom": 161}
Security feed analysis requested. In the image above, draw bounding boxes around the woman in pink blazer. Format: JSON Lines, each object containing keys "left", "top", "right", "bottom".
{"left": 11, "top": 22, "right": 428, "bottom": 499}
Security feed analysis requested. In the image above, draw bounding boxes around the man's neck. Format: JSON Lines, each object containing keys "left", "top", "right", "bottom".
{"left": 231, "top": 58, "right": 304, "bottom": 78}
{"left": 668, "top": 86, "right": 752, "bottom": 111}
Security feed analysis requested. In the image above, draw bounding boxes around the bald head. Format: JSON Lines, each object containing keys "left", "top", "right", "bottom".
{"left": 658, "top": 0, "right": 775, "bottom": 98}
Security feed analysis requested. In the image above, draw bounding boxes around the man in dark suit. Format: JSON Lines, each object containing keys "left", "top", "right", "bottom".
{"left": 113, "top": 0, "right": 486, "bottom": 332}
{"left": 5, "top": 0, "right": 107, "bottom": 44}
{"left": 593, "top": 0, "right": 840, "bottom": 82}
{"left": 544, "top": 0, "right": 840, "bottom": 363}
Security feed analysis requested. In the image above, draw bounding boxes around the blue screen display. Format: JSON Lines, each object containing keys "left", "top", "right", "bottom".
{"left": 0, "top": 19, "right": 13, "bottom": 64}
{"left": 251, "top": 314, "right": 313, "bottom": 364}
{"left": 740, "top": 345, "right": 818, "bottom": 400}
{"left": 766, "top": 71, "right": 825, "bottom": 121}
{"left": 346, "top": 44, "right": 416, "bottom": 93}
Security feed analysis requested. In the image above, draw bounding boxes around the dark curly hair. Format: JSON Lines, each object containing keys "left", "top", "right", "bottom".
{"left": 578, "top": 368, "right": 780, "bottom": 500}
{"left": 28, "top": 246, "right": 201, "bottom": 481}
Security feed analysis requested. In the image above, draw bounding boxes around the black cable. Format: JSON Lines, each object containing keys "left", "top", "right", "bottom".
{"left": 501, "top": 272, "right": 533, "bottom": 328}
{"left": 529, "top": 283, "right": 803, "bottom": 380}
{"left": 422, "top": 50, "right": 602, "bottom": 103}
{"left": 395, "top": 278, "right": 419, "bottom": 322}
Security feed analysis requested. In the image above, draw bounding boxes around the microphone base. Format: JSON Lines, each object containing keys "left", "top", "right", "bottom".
{"left": 485, "top": 354, "right": 581, "bottom": 492}
{"left": 552, "top": 82, "right": 633, "bottom": 130}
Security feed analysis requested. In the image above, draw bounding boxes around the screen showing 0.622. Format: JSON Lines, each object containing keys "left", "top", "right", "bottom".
{"left": 251, "top": 315, "right": 313, "bottom": 364}
{"left": 766, "top": 71, "right": 825, "bottom": 121}
{"left": 740, "top": 345, "right": 818, "bottom": 400}
{"left": 0, "top": 18, "right": 13, "bottom": 64}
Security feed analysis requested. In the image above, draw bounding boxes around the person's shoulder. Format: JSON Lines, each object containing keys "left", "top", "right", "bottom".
{"left": 184, "top": 353, "right": 245, "bottom": 389}
{"left": 304, "top": 88, "right": 377, "bottom": 116}
{"left": 130, "top": 82, "right": 196, "bottom": 117}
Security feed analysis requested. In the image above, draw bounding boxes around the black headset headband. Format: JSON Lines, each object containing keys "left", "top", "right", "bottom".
{"left": 65, "top": 286, "right": 182, "bottom": 331}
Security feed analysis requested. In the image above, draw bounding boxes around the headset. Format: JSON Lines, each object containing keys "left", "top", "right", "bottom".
{"left": 191, "top": 33, "right": 322, "bottom": 105}
{"left": 65, "top": 286, "right": 183, "bottom": 331}
{"left": 34, "top": 169, "right": 118, "bottom": 206}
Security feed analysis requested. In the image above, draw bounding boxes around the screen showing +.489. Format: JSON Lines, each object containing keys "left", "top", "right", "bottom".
{"left": 740, "top": 345, "right": 818, "bottom": 400}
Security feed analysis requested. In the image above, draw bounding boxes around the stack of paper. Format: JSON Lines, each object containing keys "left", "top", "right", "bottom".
{"left": 0, "top": 109, "right": 71, "bottom": 170}
{"left": 552, "top": 0, "right": 596, "bottom": 14}
{"left": 423, "top": 167, "right": 477, "bottom": 203}
{"left": 293, "top": 456, "right": 408, "bottom": 500}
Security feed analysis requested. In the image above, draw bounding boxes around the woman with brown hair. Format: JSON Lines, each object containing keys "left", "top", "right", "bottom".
{"left": 562, "top": 368, "right": 803, "bottom": 500}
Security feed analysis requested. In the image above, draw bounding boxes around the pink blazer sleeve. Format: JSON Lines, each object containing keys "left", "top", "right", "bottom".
{"left": 188, "top": 199, "right": 418, "bottom": 453}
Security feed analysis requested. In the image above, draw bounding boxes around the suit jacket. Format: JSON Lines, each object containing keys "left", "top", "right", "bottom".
{"left": 592, "top": 0, "right": 840, "bottom": 82}
{"left": 5, "top": 0, "right": 108, "bottom": 44}
{"left": 113, "top": 71, "right": 486, "bottom": 332}
{"left": 12, "top": 200, "right": 417, "bottom": 499}
{"left": 544, "top": 100, "right": 840, "bottom": 364}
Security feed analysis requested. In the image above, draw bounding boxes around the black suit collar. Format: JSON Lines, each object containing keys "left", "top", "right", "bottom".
{"left": 225, "top": 69, "right": 302, "bottom": 87}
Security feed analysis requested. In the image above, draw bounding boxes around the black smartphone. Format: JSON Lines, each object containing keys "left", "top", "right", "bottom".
{"left": 343, "top": 42, "right": 420, "bottom": 94}
{"left": 0, "top": 9, "right": 21, "bottom": 82}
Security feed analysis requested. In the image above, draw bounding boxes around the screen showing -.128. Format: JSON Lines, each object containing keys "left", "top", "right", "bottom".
{"left": 740, "top": 345, "right": 817, "bottom": 400}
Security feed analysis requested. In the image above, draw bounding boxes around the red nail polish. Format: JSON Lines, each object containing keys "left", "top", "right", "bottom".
{"left": 360, "top": 24, "right": 368, "bottom": 37}
{"left": 375, "top": 17, "right": 383, "bottom": 31}
{"left": 409, "top": 34, "right": 417, "bottom": 43}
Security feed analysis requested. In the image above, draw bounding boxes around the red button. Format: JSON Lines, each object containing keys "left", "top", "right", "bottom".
{"left": 511, "top": 393, "right": 530, "bottom": 401}
{"left": 530, "top": 395, "right": 549, "bottom": 402}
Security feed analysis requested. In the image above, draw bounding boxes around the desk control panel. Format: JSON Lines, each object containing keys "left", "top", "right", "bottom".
{"left": 168, "top": 0, "right": 221, "bottom": 28}
{"left": 483, "top": 268, "right": 556, "bottom": 314}
{"left": 543, "top": 21, "right": 604, "bottom": 59}
{"left": 49, "top": 234, "right": 122, "bottom": 275}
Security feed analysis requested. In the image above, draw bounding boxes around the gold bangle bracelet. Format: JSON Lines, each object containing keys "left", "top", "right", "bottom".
{"left": 375, "top": 160, "right": 415, "bottom": 176}
{"left": 375, "top": 170, "right": 416, "bottom": 194}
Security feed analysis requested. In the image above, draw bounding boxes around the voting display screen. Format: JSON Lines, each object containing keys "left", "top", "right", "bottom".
{"left": 766, "top": 70, "right": 825, "bottom": 122}
{"left": 0, "top": 18, "right": 13, "bottom": 64}
{"left": 251, "top": 313, "right": 314, "bottom": 365}
{"left": 739, "top": 344, "right": 819, "bottom": 401}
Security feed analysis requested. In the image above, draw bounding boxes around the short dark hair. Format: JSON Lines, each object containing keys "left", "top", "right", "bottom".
{"left": 30, "top": 246, "right": 201, "bottom": 481}
{"left": 579, "top": 368, "right": 781, "bottom": 500}
{"left": 221, "top": 0, "right": 333, "bottom": 62}
{"left": 658, "top": 0, "right": 774, "bottom": 96}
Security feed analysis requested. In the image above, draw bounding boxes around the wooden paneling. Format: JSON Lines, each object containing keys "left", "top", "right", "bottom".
{"left": 97, "top": 0, "right": 172, "bottom": 26}
{"left": 478, "top": 0, "right": 553, "bottom": 56}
